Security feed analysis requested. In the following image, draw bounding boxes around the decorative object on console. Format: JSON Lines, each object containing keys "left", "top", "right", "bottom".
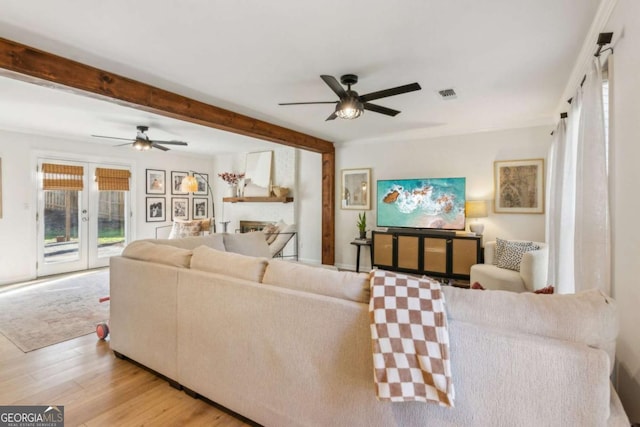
{"left": 357, "top": 211, "right": 367, "bottom": 239}
{"left": 494, "top": 159, "right": 544, "bottom": 214}
{"left": 465, "top": 200, "right": 488, "bottom": 235}
{"left": 272, "top": 186, "right": 289, "bottom": 198}
{"left": 181, "top": 171, "right": 215, "bottom": 232}
{"left": 341, "top": 168, "right": 371, "bottom": 210}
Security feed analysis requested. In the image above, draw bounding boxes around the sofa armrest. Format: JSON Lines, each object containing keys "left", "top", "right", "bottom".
{"left": 520, "top": 246, "right": 549, "bottom": 291}
{"left": 483, "top": 241, "right": 496, "bottom": 264}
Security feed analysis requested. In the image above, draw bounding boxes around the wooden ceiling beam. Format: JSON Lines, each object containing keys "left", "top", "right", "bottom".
{"left": 0, "top": 37, "right": 335, "bottom": 264}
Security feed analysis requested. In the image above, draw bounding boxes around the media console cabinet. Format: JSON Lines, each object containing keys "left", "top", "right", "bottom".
{"left": 372, "top": 229, "right": 481, "bottom": 280}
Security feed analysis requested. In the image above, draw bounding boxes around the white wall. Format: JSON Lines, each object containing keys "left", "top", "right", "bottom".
{"left": 605, "top": 0, "right": 640, "bottom": 419}
{"left": 332, "top": 125, "right": 551, "bottom": 270}
{"left": 297, "top": 150, "right": 322, "bottom": 263}
{"left": 0, "top": 129, "right": 213, "bottom": 285}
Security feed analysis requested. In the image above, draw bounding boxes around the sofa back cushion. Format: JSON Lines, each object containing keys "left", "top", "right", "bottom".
{"left": 223, "top": 231, "right": 271, "bottom": 258}
{"left": 191, "top": 245, "right": 269, "bottom": 282}
{"left": 150, "top": 234, "right": 226, "bottom": 251}
{"left": 442, "top": 286, "right": 619, "bottom": 366}
{"left": 262, "top": 259, "right": 370, "bottom": 303}
{"left": 122, "top": 240, "right": 193, "bottom": 268}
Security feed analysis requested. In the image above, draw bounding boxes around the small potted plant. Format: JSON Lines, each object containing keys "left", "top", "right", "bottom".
{"left": 357, "top": 211, "right": 367, "bottom": 239}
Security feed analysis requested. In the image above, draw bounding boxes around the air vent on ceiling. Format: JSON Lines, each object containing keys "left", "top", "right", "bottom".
{"left": 438, "top": 88, "right": 457, "bottom": 100}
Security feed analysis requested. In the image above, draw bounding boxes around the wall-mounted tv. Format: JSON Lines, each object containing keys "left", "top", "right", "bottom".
{"left": 377, "top": 177, "right": 466, "bottom": 230}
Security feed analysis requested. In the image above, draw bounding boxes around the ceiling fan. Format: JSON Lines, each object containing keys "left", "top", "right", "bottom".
{"left": 279, "top": 74, "right": 421, "bottom": 121}
{"left": 91, "top": 125, "right": 188, "bottom": 151}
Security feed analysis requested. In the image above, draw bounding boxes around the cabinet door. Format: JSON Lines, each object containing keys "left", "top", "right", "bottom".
{"left": 423, "top": 237, "right": 447, "bottom": 274}
{"left": 452, "top": 239, "right": 478, "bottom": 276}
{"left": 373, "top": 233, "right": 394, "bottom": 268}
{"left": 397, "top": 235, "right": 420, "bottom": 270}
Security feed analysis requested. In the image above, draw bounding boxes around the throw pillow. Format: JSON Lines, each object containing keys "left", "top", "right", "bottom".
{"left": 261, "top": 259, "right": 370, "bottom": 303}
{"left": 262, "top": 223, "right": 279, "bottom": 244}
{"left": 168, "top": 220, "right": 202, "bottom": 239}
{"left": 496, "top": 241, "right": 540, "bottom": 271}
{"left": 534, "top": 285, "right": 555, "bottom": 294}
{"left": 190, "top": 245, "right": 269, "bottom": 282}
{"left": 223, "top": 231, "right": 271, "bottom": 258}
{"left": 122, "top": 241, "right": 193, "bottom": 268}
{"left": 471, "top": 281, "right": 485, "bottom": 290}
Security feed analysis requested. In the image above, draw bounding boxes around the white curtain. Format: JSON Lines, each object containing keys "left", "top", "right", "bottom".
{"left": 546, "top": 57, "right": 610, "bottom": 294}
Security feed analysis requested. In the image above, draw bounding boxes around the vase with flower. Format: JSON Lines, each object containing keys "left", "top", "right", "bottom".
{"left": 218, "top": 172, "right": 245, "bottom": 197}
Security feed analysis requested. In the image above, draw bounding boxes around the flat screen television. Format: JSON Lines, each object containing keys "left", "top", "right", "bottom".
{"left": 377, "top": 177, "right": 466, "bottom": 230}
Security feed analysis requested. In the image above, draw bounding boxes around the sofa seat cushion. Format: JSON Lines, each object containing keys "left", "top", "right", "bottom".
{"left": 191, "top": 245, "right": 269, "bottom": 282}
{"left": 122, "top": 241, "right": 193, "bottom": 268}
{"left": 262, "top": 259, "right": 370, "bottom": 303}
{"left": 223, "top": 231, "right": 271, "bottom": 258}
{"left": 470, "top": 264, "right": 525, "bottom": 293}
{"left": 151, "top": 234, "right": 225, "bottom": 251}
{"left": 442, "top": 286, "right": 619, "bottom": 367}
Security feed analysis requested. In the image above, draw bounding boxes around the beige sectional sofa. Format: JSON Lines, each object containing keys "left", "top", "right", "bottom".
{"left": 109, "top": 234, "right": 629, "bottom": 427}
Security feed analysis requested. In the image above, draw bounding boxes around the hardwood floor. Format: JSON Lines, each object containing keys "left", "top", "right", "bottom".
{"left": 0, "top": 333, "right": 252, "bottom": 426}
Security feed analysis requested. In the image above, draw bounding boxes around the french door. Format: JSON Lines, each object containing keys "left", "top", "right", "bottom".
{"left": 37, "top": 159, "right": 131, "bottom": 277}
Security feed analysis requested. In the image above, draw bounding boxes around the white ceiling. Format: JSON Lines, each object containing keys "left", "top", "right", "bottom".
{"left": 0, "top": 0, "right": 603, "bottom": 155}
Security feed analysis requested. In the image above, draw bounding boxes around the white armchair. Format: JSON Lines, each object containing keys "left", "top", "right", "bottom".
{"left": 470, "top": 240, "right": 548, "bottom": 292}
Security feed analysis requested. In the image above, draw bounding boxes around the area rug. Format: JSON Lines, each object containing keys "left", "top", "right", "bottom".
{"left": 0, "top": 269, "right": 109, "bottom": 352}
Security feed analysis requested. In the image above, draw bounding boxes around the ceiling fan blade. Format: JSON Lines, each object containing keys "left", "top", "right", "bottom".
{"left": 325, "top": 111, "right": 338, "bottom": 121}
{"left": 359, "top": 82, "right": 421, "bottom": 102}
{"left": 320, "top": 75, "right": 347, "bottom": 99}
{"left": 151, "top": 143, "right": 170, "bottom": 151}
{"left": 150, "top": 140, "right": 188, "bottom": 146}
{"left": 114, "top": 142, "right": 133, "bottom": 147}
{"left": 91, "top": 134, "right": 135, "bottom": 142}
{"left": 363, "top": 102, "right": 401, "bottom": 117}
{"left": 279, "top": 101, "right": 338, "bottom": 105}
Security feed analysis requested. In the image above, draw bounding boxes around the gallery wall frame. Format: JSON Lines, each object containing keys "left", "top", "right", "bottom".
{"left": 171, "top": 171, "right": 189, "bottom": 195}
{"left": 193, "top": 172, "right": 209, "bottom": 196}
{"left": 146, "top": 169, "right": 166, "bottom": 195}
{"left": 171, "top": 197, "right": 189, "bottom": 221}
{"left": 341, "top": 168, "right": 371, "bottom": 210}
{"left": 494, "top": 158, "right": 544, "bottom": 214}
{"left": 193, "top": 197, "right": 208, "bottom": 219}
{"left": 146, "top": 197, "right": 166, "bottom": 222}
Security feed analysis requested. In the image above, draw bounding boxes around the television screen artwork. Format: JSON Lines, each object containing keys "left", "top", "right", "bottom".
{"left": 377, "top": 177, "right": 466, "bottom": 230}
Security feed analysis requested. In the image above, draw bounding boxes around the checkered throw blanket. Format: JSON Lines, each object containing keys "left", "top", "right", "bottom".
{"left": 369, "top": 270, "right": 455, "bottom": 406}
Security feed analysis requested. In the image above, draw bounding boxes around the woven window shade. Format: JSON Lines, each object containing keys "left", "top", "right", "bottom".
{"left": 42, "top": 163, "right": 84, "bottom": 190}
{"left": 95, "top": 168, "right": 131, "bottom": 191}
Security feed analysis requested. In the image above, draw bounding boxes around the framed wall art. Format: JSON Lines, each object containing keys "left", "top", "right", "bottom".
{"left": 146, "top": 169, "right": 166, "bottom": 194}
{"left": 341, "top": 168, "right": 371, "bottom": 210}
{"left": 171, "top": 197, "right": 189, "bottom": 221}
{"left": 146, "top": 197, "right": 166, "bottom": 222}
{"left": 193, "top": 198, "right": 208, "bottom": 219}
{"left": 193, "top": 172, "right": 209, "bottom": 196}
{"left": 494, "top": 158, "right": 544, "bottom": 214}
{"left": 171, "top": 171, "right": 189, "bottom": 195}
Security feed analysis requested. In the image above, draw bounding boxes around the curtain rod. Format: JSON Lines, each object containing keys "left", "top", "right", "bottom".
{"left": 566, "top": 32, "right": 614, "bottom": 105}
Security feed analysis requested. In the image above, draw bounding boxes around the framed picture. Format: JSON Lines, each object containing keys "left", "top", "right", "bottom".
{"left": 171, "top": 171, "right": 189, "bottom": 195}
{"left": 146, "top": 169, "right": 166, "bottom": 194}
{"left": 192, "top": 198, "right": 208, "bottom": 219}
{"left": 146, "top": 197, "right": 166, "bottom": 222}
{"left": 193, "top": 173, "right": 209, "bottom": 195}
{"left": 341, "top": 168, "right": 371, "bottom": 210}
{"left": 171, "top": 197, "right": 189, "bottom": 221}
{"left": 494, "top": 159, "right": 544, "bottom": 214}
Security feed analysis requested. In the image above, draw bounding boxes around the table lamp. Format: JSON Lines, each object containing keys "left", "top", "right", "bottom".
{"left": 465, "top": 200, "right": 488, "bottom": 235}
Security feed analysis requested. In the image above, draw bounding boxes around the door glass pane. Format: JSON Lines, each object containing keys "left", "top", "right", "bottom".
{"left": 44, "top": 190, "right": 80, "bottom": 264}
{"left": 97, "top": 191, "right": 126, "bottom": 258}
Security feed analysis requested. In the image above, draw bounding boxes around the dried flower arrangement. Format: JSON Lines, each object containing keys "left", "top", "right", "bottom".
{"left": 218, "top": 172, "right": 245, "bottom": 185}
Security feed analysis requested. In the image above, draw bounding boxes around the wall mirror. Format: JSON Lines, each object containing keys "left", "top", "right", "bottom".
{"left": 244, "top": 150, "right": 273, "bottom": 196}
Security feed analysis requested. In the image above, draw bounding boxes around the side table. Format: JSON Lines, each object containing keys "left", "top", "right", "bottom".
{"left": 350, "top": 239, "right": 372, "bottom": 273}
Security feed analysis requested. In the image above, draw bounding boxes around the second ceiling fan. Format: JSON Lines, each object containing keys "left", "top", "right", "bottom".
{"left": 279, "top": 74, "right": 421, "bottom": 121}
{"left": 92, "top": 125, "right": 188, "bottom": 151}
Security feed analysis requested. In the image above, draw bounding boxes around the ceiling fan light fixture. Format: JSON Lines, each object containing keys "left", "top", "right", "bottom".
{"left": 133, "top": 139, "right": 151, "bottom": 150}
{"left": 336, "top": 96, "right": 363, "bottom": 120}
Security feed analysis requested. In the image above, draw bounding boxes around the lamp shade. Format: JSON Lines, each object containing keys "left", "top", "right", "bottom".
{"left": 181, "top": 175, "right": 198, "bottom": 192}
{"left": 465, "top": 200, "right": 488, "bottom": 218}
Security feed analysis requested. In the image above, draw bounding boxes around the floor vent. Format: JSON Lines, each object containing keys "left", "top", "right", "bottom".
{"left": 438, "top": 88, "right": 457, "bottom": 100}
